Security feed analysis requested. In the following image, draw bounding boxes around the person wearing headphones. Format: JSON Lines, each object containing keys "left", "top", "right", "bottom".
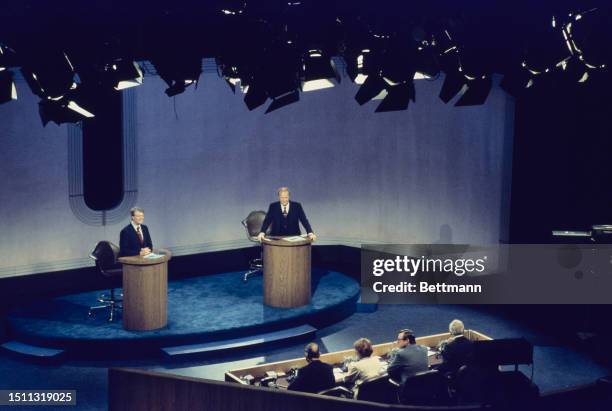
{"left": 287, "top": 342, "right": 335, "bottom": 393}
{"left": 438, "top": 319, "right": 474, "bottom": 375}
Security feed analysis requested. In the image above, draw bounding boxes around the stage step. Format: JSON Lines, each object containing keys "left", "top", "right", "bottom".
{"left": 356, "top": 295, "right": 378, "bottom": 313}
{"left": 1, "top": 341, "right": 66, "bottom": 363}
{"left": 162, "top": 324, "right": 317, "bottom": 359}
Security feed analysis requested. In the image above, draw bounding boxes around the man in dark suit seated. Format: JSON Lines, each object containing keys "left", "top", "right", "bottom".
{"left": 257, "top": 187, "right": 316, "bottom": 241}
{"left": 119, "top": 207, "right": 153, "bottom": 257}
{"left": 387, "top": 329, "right": 429, "bottom": 384}
{"left": 288, "top": 343, "right": 335, "bottom": 394}
{"left": 437, "top": 319, "right": 474, "bottom": 375}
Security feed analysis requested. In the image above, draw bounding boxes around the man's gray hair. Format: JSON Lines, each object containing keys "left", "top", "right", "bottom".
{"left": 130, "top": 207, "right": 144, "bottom": 216}
{"left": 277, "top": 187, "right": 290, "bottom": 195}
{"left": 449, "top": 319, "right": 464, "bottom": 336}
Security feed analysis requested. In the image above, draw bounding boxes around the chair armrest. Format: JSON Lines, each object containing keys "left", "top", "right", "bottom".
{"left": 388, "top": 378, "right": 401, "bottom": 387}
{"left": 317, "top": 386, "right": 354, "bottom": 398}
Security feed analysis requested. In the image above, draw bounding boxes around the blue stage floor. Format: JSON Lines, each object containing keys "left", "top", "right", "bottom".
{"left": 5, "top": 269, "right": 359, "bottom": 354}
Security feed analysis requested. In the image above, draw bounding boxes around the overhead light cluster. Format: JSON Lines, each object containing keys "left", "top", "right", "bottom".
{"left": 0, "top": 3, "right": 610, "bottom": 124}
{"left": 7, "top": 45, "right": 146, "bottom": 126}
{"left": 501, "top": 7, "right": 610, "bottom": 97}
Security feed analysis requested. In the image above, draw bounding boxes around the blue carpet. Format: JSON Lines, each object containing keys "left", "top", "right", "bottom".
{"left": 2, "top": 304, "right": 611, "bottom": 411}
{"left": 6, "top": 269, "right": 359, "bottom": 350}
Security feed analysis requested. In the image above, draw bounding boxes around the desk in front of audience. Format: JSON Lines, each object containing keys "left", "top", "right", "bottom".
{"left": 225, "top": 330, "right": 492, "bottom": 388}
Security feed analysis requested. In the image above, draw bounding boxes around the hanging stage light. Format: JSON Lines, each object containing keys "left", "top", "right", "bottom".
{"left": 301, "top": 49, "right": 340, "bottom": 92}
{"left": 355, "top": 73, "right": 387, "bottom": 105}
{"left": 244, "top": 79, "right": 268, "bottom": 110}
{"left": 110, "top": 60, "right": 144, "bottom": 90}
{"left": 37, "top": 82, "right": 96, "bottom": 126}
{"left": 375, "top": 81, "right": 415, "bottom": 112}
{"left": 151, "top": 56, "right": 202, "bottom": 97}
{"left": 38, "top": 95, "right": 94, "bottom": 127}
{"left": 455, "top": 74, "right": 492, "bottom": 106}
{"left": 0, "top": 69, "right": 17, "bottom": 104}
{"left": 20, "top": 51, "right": 76, "bottom": 99}
{"left": 439, "top": 67, "right": 465, "bottom": 103}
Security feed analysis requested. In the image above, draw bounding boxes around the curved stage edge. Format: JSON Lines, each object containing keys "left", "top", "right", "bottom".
{"left": 4, "top": 269, "right": 360, "bottom": 360}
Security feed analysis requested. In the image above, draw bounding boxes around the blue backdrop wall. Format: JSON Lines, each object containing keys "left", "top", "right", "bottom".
{"left": 0, "top": 68, "right": 514, "bottom": 277}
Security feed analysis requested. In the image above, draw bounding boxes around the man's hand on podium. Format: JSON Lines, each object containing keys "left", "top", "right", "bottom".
{"left": 139, "top": 247, "right": 151, "bottom": 256}
{"left": 308, "top": 233, "right": 317, "bottom": 241}
{"left": 256, "top": 232, "right": 266, "bottom": 242}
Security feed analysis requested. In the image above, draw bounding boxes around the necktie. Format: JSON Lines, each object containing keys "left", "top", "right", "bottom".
{"left": 137, "top": 226, "right": 144, "bottom": 246}
{"left": 282, "top": 205, "right": 288, "bottom": 217}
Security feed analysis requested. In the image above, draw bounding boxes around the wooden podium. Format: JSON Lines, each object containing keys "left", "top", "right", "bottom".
{"left": 118, "top": 249, "right": 171, "bottom": 331}
{"left": 262, "top": 237, "right": 312, "bottom": 308}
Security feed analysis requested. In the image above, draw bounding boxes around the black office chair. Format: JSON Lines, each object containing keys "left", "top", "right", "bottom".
{"left": 317, "top": 386, "right": 353, "bottom": 399}
{"left": 355, "top": 374, "right": 399, "bottom": 404}
{"left": 399, "top": 369, "right": 451, "bottom": 406}
{"left": 242, "top": 210, "right": 267, "bottom": 282}
{"left": 88, "top": 241, "right": 122, "bottom": 321}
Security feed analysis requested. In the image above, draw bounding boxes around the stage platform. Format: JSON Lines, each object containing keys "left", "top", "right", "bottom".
{"left": 3, "top": 269, "right": 360, "bottom": 360}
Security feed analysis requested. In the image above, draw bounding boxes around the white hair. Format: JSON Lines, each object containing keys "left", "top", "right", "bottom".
{"left": 449, "top": 319, "right": 464, "bottom": 336}
{"left": 277, "top": 187, "right": 290, "bottom": 195}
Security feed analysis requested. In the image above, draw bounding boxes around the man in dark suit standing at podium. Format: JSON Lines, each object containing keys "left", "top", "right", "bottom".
{"left": 257, "top": 187, "right": 317, "bottom": 241}
{"left": 119, "top": 207, "right": 153, "bottom": 257}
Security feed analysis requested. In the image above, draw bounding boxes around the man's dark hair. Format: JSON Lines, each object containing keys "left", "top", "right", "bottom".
{"left": 305, "top": 342, "right": 320, "bottom": 360}
{"left": 399, "top": 329, "right": 414, "bottom": 341}
{"left": 407, "top": 334, "right": 416, "bottom": 344}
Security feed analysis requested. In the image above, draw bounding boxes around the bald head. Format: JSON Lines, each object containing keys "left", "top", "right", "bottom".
{"left": 304, "top": 342, "right": 320, "bottom": 361}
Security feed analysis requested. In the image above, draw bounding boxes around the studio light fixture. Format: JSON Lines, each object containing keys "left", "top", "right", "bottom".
{"left": 243, "top": 80, "right": 268, "bottom": 110}
{"left": 0, "top": 69, "right": 17, "bottom": 104}
{"left": 355, "top": 73, "right": 387, "bottom": 105}
{"left": 21, "top": 51, "right": 76, "bottom": 99}
{"left": 38, "top": 95, "right": 94, "bottom": 127}
{"left": 454, "top": 75, "right": 492, "bottom": 106}
{"left": 110, "top": 60, "right": 144, "bottom": 90}
{"left": 301, "top": 50, "right": 340, "bottom": 92}
{"left": 151, "top": 56, "right": 202, "bottom": 97}
{"left": 375, "top": 81, "right": 415, "bottom": 112}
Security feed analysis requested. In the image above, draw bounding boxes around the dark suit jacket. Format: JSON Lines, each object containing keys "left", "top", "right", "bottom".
{"left": 260, "top": 201, "right": 313, "bottom": 236}
{"left": 119, "top": 224, "right": 153, "bottom": 257}
{"left": 387, "top": 344, "right": 429, "bottom": 384}
{"left": 287, "top": 360, "right": 335, "bottom": 394}
{"left": 438, "top": 335, "right": 474, "bottom": 374}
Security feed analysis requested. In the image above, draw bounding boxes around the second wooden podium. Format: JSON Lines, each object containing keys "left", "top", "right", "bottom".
{"left": 118, "top": 250, "right": 171, "bottom": 331}
{"left": 262, "top": 237, "right": 312, "bottom": 308}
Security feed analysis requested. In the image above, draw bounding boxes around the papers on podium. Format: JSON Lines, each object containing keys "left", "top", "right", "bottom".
{"left": 144, "top": 252, "right": 163, "bottom": 259}
{"left": 282, "top": 236, "right": 305, "bottom": 242}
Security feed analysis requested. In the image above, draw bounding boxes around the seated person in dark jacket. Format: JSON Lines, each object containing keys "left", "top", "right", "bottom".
{"left": 288, "top": 343, "right": 335, "bottom": 394}
{"left": 119, "top": 207, "right": 153, "bottom": 257}
{"left": 437, "top": 319, "right": 474, "bottom": 375}
{"left": 387, "top": 329, "right": 429, "bottom": 384}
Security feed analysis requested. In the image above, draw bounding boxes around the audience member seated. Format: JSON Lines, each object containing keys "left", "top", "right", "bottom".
{"left": 387, "top": 329, "right": 429, "bottom": 384}
{"left": 437, "top": 319, "right": 474, "bottom": 376}
{"left": 288, "top": 343, "right": 335, "bottom": 394}
{"left": 344, "top": 338, "right": 384, "bottom": 395}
